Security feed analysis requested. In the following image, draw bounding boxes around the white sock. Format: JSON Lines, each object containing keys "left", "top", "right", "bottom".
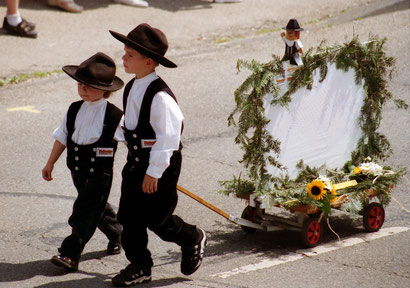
{"left": 6, "top": 13, "right": 22, "bottom": 27}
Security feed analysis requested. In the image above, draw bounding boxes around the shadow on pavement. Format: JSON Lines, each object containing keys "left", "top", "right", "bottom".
{"left": 152, "top": 215, "right": 363, "bottom": 269}
{"left": 34, "top": 276, "right": 191, "bottom": 287}
{"left": 187, "top": 213, "right": 362, "bottom": 258}
{"left": 34, "top": 277, "right": 110, "bottom": 288}
{"left": 0, "top": 250, "right": 108, "bottom": 282}
{"left": 0, "top": 248, "right": 191, "bottom": 287}
{"left": 0, "top": 259, "right": 71, "bottom": 283}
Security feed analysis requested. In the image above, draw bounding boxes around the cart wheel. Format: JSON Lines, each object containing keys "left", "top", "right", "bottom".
{"left": 363, "top": 202, "right": 385, "bottom": 232}
{"left": 241, "top": 206, "right": 257, "bottom": 234}
{"left": 301, "top": 217, "right": 323, "bottom": 247}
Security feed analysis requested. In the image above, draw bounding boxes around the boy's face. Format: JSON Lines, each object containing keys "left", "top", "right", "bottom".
{"left": 122, "top": 45, "right": 152, "bottom": 76}
{"left": 77, "top": 83, "right": 105, "bottom": 102}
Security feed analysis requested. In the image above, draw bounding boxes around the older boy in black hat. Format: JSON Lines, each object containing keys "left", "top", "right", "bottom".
{"left": 42, "top": 52, "right": 124, "bottom": 271}
{"left": 281, "top": 19, "right": 304, "bottom": 66}
{"left": 109, "top": 23, "right": 206, "bottom": 286}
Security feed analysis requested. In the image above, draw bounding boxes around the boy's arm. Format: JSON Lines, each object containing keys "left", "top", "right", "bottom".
{"left": 42, "top": 140, "right": 66, "bottom": 181}
{"left": 142, "top": 91, "right": 183, "bottom": 193}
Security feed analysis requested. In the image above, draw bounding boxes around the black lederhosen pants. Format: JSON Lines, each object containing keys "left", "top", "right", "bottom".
{"left": 117, "top": 152, "right": 198, "bottom": 268}
{"left": 58, "top": 169, "right": 122, "bottom": 261}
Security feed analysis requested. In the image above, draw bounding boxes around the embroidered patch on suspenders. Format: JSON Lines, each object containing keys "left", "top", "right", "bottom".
{"left": 96, "top": 147, "right": 114, "bottom": 157}
{"left": 141, "top": 139, "right": 156, "bottom": 148}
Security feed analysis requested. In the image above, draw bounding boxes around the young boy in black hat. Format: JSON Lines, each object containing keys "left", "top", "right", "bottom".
{"left": 42, "top": 52, "right": 124, "bottom": 271}
{"left": 281, "top": 19, "right": 304, "bottom": 66}
{"left": 109, "top": 23, "right": 206, "bottom": 286}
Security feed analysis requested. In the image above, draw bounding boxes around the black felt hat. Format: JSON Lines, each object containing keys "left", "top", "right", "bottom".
{"left": 282, "top": 19, "right": 304, "bottom": 31}
{"left": 62, "top": 52, "right": 124, "bottom": 91}
{"left": 109, "top": 23, "right": 177, "bottom": 68}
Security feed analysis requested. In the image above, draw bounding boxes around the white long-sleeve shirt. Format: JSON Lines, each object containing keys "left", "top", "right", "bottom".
{"left": 53, "top": 98, "right": 113, "bottom": 146}
{"left": 114, "top": 72, "right": 184, "bottom": 178}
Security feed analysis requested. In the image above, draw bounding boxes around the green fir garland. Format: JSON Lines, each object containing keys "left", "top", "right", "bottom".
{"left": 221, "top": 35, "right": 407, "bottom": 215}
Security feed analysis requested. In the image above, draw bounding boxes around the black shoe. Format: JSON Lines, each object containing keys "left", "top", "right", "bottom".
{"left": 107, "top": 240, "right": 122, "bottom": 255}
{"left": 112, "top": 264, "right": 151, "bottom": 287}
{"left": 181, "top": 228, "right": 207, "bottom": 275}
{"left": 51, "top": 255, "right": 78, "bottom": 272}
{"left": 2, "top": 17, "right": 37, "bottom": 38}
{"left": 22, "top": 18, "right": 36, "bottom": 29}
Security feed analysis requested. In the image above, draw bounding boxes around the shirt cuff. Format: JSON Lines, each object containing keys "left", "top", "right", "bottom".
{"left": 52, "top": 127, "right": 67, "bottom": 146}
{"left": 146, "top": 164, "right": 167, "bottom": 179}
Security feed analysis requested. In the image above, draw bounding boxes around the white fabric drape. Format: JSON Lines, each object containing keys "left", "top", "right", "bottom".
{"left": 265, "top": 63, "right": 365, "bottom": 179}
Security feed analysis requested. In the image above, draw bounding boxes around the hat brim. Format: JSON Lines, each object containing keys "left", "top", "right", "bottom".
{"left": 62, "top": 65, "right": 124, "bottom": 91}
{"left": 282, "top": 26, "right": 304, "bottom": 31}
{"left": 109, "top": 30, "right": 177, "bottom": 68}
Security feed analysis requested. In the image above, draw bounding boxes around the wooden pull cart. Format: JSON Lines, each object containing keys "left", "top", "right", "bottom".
{"left": 177, "top": 183, "right": 386, "bottom": 248}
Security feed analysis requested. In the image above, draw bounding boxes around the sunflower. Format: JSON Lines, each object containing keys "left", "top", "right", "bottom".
{"left": 307, "top": 180, "right": 326, "bottom": 200}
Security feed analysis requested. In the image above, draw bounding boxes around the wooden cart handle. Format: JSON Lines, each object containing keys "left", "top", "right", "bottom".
{"left": 177, "top": 185, "right": 231, "bottom": 220}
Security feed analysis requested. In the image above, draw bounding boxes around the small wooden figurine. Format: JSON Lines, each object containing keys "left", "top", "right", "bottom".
{"left": 281, "top": 19, "right": 304, "bottom": 66}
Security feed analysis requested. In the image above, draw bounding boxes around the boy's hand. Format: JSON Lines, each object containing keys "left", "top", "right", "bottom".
{"left": 142, "top": 174, "right": 158, "bottom": 194}
{"left": 42, "top": 164, "right": 54, "bottom": 181}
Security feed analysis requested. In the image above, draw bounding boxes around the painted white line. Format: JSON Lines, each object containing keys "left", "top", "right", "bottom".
{"left": 211, "top": 226, "right": 409, "bottom": 279}
{"left": 297, "top": 226, "right": 409, "bottom": 257}
{"left": 212, "top": 253, "right": 304, "bottom": 279}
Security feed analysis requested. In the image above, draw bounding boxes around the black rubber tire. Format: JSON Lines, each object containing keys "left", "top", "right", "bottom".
{"left": 363, "top": 202, "right": 385, "bottom": 232}
{"left": 240, "top": 205, "right": 258, "bottom": 234}
{"left": 301, "top": 217, "right": 324, "bottom": 247}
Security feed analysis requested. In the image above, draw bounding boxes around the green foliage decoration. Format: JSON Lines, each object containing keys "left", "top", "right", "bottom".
{"left": 221, "top": 35, "right": 407, "bottom": 215}
{"left": 228, "top": 56, "right": 284, "bottom": 192}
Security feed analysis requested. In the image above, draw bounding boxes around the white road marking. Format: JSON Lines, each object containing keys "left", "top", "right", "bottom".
{"left": 7, "top": 106, "right": 40, "bottom": 113}
{"left": 211, "top": 226, "right": 409, "bottom": 279}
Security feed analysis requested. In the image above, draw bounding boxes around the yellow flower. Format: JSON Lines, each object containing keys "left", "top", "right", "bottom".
{"left": 353, "top": 167, "right": 362, "bottom": 174}
{"left": 329, "top": 190, "right": 338, "bottom": 203}
{"left": 329, "top": 181, "right": 336, "bottom": 194}
{"left": 307, "top": 180, "right": 326, "bottom": 200}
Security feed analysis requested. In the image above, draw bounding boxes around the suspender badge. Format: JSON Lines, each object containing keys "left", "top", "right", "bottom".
{"left": 96, "top": 147, "right": 114, "bottom": 157}
{"left": 141, "top": 139, "right": 156, "bottom": 148}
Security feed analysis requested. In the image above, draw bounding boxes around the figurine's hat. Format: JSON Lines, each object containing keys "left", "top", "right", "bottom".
{"left": 282, "top": 19, "right": 304, "bottom": 31}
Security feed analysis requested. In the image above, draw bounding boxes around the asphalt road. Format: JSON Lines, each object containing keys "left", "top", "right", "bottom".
{"left": 0, "top": 0, "right": 409, "bottom": 287}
